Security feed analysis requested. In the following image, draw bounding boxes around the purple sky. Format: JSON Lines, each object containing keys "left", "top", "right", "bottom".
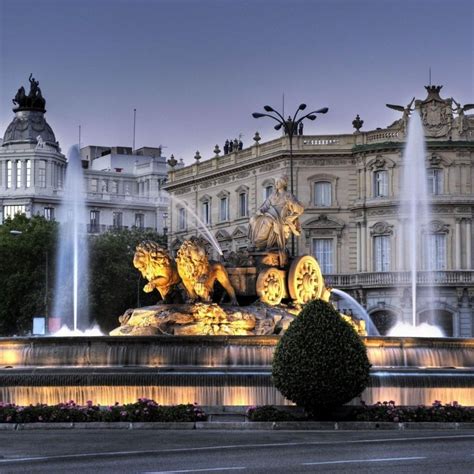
{"left": 1, "top": 0, "right": 473, "bottom": 163}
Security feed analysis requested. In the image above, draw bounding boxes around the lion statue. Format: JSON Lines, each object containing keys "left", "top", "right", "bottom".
{"left": 176, "top": 239, "right": 237, "bottom": 305}
{"left": 133, "top": 241, "right": 181, "bottom": 302}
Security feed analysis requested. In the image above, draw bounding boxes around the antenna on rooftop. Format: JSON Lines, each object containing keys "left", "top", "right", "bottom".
{"left": 429, "top": 67, "right": 432, "bottom": 86}
{"left": 132, "top": 108, "right": 137, "bottom": 152}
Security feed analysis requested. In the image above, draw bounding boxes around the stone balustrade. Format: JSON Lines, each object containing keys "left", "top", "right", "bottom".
{"left": 324, "top": 271, "right": 474, "bottom": 288}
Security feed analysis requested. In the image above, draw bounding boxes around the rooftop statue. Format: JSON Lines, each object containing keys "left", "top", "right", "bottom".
{"left": 12, "top": 74, "right": 46, "bottom": 112}
{"left": 248, "top": 175, "right": 304, "bottom": 266}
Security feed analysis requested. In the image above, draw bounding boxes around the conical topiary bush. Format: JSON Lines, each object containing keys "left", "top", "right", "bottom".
{"left": 272, "top": 299, "right": 371, "bottom": 415}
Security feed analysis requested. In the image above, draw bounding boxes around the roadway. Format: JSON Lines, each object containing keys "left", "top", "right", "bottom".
{"left": 0, "top": 429, "right": 473, "bottom": 473}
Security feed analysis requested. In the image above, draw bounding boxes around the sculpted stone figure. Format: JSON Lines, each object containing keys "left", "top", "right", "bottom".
{"left": 133, "top": 241, "right": 181, "bottom": 302}
{"left": 248, "top": 176, "right": 304, "bottom": 261}
{"left": 176, "top": 239, "right": 237, "bottom": 304}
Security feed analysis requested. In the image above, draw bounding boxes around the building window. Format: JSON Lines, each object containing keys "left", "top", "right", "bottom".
{"left": 111, "top": 181, "right": 119, "bottom": 194}
{"left": 16, "top": 161, "right": 22, "bottom": 188}
{"left": 57, "top": 165, "right": 63, "bottom": 189}
{"left": 44, "top": 207, "right": 54, "bottom": 221}
{"left": 314, "top": 181, "right": 332, "bottom": 207}
{"left": 374, "top": 235, "right": 391, "bottom": 271}
{"left": 90, "top": 179, "right": 99, "bottom": 193}
{"left": 219, "top": 196, "right": 229, "bottom": 222}
{"left": 374, "top": 170, "right": 388, "bottom": 197}
{"left": 427, "top": 168, "right": 443, "bottom": 195}
{"left": 90, "top": 210, "right": 100, "bottom": 232}
{"left": 178, "top": 208, "right": 186, "bottom": 230}
{"left": 264, "top": 185, "right": 274, "bottom": 200}
{"left": 312, "top": 238, "right": 333, "bottom": 274}
{"left": 239, "top": 192, "right": 248, "bottom": 217}
{"left": 424, "top": 234, "right": 446, "bottom": 270}
{"left": 201, "top": 201, "right": 210, "bottom": 225}
{"left": 38, "top": 160, "right": 46, "bottom": 188}
{"left": 6, "top": 161, "right": 12, "bottom": 188}
{"left": 3, "top": 205, "right": 26, "bottom": 222}
{"left": 135, "top": 213, "right": 144, "bottom": 229}
{"left": 113, "top": 211, "right": 123, "bottom": 229}
{"left": 26, "top": 160, "right": 31, "bottom": 188}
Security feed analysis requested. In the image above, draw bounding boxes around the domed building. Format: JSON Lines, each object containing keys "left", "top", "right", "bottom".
{"left": 0, "top": 76, "right": 169, "bottom": 232}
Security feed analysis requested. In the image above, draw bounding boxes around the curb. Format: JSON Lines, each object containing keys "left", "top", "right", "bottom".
{"left": 2, "top": 421, "right": 474, "bottom": 430}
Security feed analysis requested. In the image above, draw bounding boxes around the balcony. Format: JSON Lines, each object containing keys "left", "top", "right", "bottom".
{"left": 324, "top": 271, "right": 474, "bottom": 289}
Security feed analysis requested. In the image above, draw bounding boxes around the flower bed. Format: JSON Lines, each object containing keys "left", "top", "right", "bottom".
{"left": 354, "top": 400, "right": 474, "bottom": 423}
{"left": 247, "top": 401, "right": 474, "bottom": 423}
{"left": 0, "top": 399, "right": 207, "bottom": 423}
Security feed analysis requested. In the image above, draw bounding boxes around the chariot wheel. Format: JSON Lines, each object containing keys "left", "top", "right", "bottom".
{"left": 288, "top": 255, "right": 324, "bottom": 304}
{"left": 257, "top": 267, "right": 285, "bottom": 306}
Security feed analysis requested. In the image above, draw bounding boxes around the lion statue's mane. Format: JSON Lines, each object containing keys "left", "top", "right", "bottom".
{"left": 133, "top": 241, "right": 181, "bottom": 301}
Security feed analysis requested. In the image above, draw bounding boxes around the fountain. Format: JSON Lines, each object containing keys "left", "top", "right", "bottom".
{"left": 388, "top": 110, "right": 443, "bottom": 337}
{"left": 52, "top": 145, "right": 90, "bottom": 332}
{"left": 0, "top": 95, "right": 472, "bottom": 407}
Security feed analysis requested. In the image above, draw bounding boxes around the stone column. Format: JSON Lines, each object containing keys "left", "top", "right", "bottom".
{"left": 361, "top": 221, "right": 367, "bottom": 272}
{"left": 455, "top": 219, "right": 462, "bottom": 269}
{"left": 397, "top": 220, "right": 404, "bottom": 271}
{"left": 356, "top": 223, "right": 361, "bottom": 272}
{"left": 466, "top": 219, "right": 472, "bottom": 270}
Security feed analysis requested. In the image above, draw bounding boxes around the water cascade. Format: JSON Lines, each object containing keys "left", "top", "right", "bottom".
{"left": 52, "top": 145, "right": 90, "bottom": 331}
{"left": 0, "top": 336, "right": 472, "bottom": 406}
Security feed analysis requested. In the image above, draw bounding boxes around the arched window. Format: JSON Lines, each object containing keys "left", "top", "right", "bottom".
{"left": 419, "top": 310, "right": 453, "bottom": 337}
{"left": 371, "top": 310, "right": 397, "bottom": 336}
{"left": 314, "top": 181, "right": 332, "bottom": 207}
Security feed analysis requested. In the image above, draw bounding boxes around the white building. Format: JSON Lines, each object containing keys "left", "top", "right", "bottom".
{"left": 0, "top": 78, "right": 168, "bottom": 234}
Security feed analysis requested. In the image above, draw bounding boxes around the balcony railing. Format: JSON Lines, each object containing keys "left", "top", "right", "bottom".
{"left": 324, "top": 271, "right": 474, "bottom": 289}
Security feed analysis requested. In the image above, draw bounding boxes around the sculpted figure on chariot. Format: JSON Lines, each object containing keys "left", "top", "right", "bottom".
{"left": 248, "top": 175, "right": 304, "bottom": 264}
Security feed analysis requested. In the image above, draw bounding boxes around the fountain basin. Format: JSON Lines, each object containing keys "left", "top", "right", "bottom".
{"left": 0, "top": 336, "right": 472, "bottom": 406}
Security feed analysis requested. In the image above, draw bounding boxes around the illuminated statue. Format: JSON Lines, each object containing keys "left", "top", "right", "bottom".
{"left": 133, "top": 241, "right": 181, "bottom": 302}
{"left": 176, "top": 239, "right": 237, "bottom": 304}
{"left": 248, "top": 175, "right": 304, "bottom": 262}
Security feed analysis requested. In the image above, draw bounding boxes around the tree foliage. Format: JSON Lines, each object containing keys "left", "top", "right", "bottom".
{"left": 88, "top": 228, "right": 167, "bottom": 333}
{"left": 0, "top": 215, "right": 57, "bottom": 335}
{"left": 272, "top": 299, "right": 371, "bottom": 416}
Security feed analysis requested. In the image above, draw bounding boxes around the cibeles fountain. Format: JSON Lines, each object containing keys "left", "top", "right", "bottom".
{"left": 0, "top": 80, "right": 473, "bottom": 407}
{"left": 110, "top": 175, "right": 365, "bottom": 338}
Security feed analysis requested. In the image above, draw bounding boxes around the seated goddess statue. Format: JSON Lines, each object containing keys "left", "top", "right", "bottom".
{"left": 248, "top": 176, "right": 304, "bottom": 263}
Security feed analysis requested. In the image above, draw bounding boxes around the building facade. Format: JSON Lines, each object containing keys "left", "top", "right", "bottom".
{"left": 0, "top": 78, "right": 168, "bottom": 234}
{"left": 165, "top": 86, "right": 474, "bottom": 337}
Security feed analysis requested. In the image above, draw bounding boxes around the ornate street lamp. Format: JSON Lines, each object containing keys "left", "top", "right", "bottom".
{"left": 252, "top": 103, "right": 328, "bottom": 255}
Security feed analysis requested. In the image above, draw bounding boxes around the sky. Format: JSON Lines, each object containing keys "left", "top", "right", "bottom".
{"left": 0, "top": 0, "right": 473, "bottom": 163}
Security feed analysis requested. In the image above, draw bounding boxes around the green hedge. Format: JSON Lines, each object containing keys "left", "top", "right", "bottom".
{"left": 272, "top": 299, "right": 371, "bottom": 416}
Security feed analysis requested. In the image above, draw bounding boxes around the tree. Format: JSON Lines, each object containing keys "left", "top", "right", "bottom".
{"left": 0, "top": 215, "right": 57, "bottom": 335}
{"left": 88, "top": 228, "right": 167, "bottom": 333}
{"left": 272, "top": 299, "right": 371, "bottom": 416}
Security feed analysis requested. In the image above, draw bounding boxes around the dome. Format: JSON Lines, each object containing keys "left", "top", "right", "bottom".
{"left": 2, "top": 110, "right": 58, "bottom": 149}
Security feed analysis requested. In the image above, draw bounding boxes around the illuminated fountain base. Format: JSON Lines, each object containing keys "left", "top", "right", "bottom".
{"left": 0, "top": 336, "right": 473, "bottom": 406}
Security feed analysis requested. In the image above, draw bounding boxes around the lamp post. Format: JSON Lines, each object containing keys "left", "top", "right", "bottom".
{"left": 252, "top": 103, "right": 328, "bottom": 256}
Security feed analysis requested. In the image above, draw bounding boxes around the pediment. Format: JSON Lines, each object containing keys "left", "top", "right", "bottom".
{"left": 232, "top": 225, "right": 248, "bottom": 239}
{"left": 303, "top": 214, "right": 344, "bottom": 229}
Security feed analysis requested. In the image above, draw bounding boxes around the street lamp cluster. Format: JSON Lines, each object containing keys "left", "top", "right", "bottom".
{"left": 252, "top": 103, "right": 328, "bottom": 255}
